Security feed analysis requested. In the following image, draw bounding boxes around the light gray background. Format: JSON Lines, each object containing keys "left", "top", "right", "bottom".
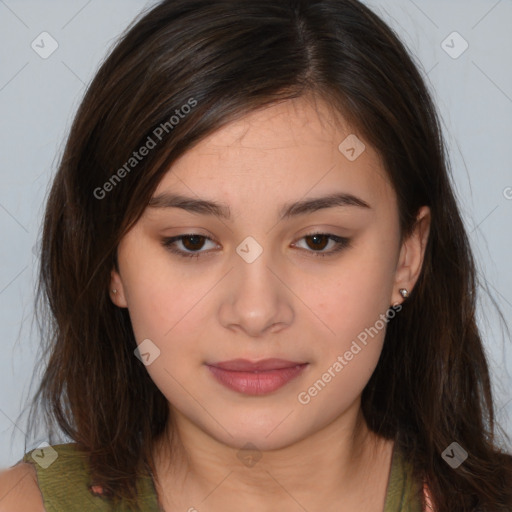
{"left": 1, "top": 0, "right": 511, "bottom": 467}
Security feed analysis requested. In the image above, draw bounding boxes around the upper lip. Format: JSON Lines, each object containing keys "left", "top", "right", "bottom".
{"left": 207, "top": 358, "right": 307, "bottom": 371}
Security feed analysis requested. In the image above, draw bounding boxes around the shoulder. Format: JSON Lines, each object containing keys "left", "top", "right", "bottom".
{"left": 0, "top": 461, "right": 45, "bottom": 512}
{"left": 0, "top": 442, "right": 85, "bottom": 512}
{"left": 2, "top": 443, "right": 161, "bottom": 512}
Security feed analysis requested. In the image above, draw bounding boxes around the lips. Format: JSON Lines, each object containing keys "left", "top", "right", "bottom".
{"left": 208, "top": 358, "right": 306, "bottom": 372}
{"left": 205, "top": 358, "right": 309, "bottom": 395}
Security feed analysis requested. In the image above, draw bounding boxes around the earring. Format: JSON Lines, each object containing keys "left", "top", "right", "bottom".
{"left": 399, "top": 288, "right": 409, "bottom": 299}
{"left": 112, "top": 289, "right": 117, "bottom": 294}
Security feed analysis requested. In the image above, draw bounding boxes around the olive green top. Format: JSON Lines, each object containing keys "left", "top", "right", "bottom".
{"left": 21, "top": 441, "right": 423, "bottom": 511}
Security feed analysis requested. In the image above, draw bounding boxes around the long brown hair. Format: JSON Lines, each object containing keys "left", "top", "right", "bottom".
{"left": 23, "top": 0, "right": 512, "bottom": 510}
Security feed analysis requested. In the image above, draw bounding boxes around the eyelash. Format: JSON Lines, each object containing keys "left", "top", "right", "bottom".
{"left": 161, "top": 232, "right": 351, "bottom": 259}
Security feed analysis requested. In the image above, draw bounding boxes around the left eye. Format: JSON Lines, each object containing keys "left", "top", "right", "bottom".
{"left": 161, "top": 233, "right": 351, "bottom": 259}
{"left": 292, "top": 233, "right": 351, "bottom": 256}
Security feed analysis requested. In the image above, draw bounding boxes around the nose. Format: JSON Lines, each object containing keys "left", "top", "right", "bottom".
{"left": 217, "top": 249, "right": 294, "bottom": 338}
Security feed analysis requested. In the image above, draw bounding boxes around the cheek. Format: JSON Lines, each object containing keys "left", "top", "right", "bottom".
{"left": 301, "top": 239, "right": 397, "bottom": 397}
{"left": 121, "top": 260, "right": 210, "bottom": 408}
{"left": 119, "top": 247, "right": 221, "bottom": 401}
{"left": 309, "top": 239, "right": 396, "bottom": 343}
{"left": 119, "top": 239, "right": 203, "bottom": 340}
{"left": 297, "top": 289, "right": 391, "bottom": 414}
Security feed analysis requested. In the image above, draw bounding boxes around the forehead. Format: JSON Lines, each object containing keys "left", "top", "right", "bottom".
{"left": 153, "top": 96, "right": 395, "bottom": 215}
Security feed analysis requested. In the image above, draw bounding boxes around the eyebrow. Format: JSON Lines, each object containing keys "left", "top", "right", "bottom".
{"left": 147, "top": 192, "right": 371, "bottom": 221}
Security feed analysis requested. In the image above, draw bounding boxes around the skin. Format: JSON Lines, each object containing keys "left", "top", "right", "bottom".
{"left": 110, "top": 95, "right": 431, "bottom": 512}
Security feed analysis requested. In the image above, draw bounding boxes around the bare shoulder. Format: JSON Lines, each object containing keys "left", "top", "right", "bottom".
{"left": 0, "top": 462, "right": 45, "bottom": 512}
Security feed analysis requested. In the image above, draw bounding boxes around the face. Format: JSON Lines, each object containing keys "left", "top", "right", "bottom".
{"left": 110, "top": 95, "right": 430, "bottom": 452}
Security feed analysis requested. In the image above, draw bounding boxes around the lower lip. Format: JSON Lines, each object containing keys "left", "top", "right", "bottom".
{"left": 206, "top": 364, "right": 308, "bottom": 395}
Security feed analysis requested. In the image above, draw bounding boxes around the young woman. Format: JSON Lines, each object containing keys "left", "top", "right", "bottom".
{"left": 1, "top": 0, "right": 511, "bottom": 511}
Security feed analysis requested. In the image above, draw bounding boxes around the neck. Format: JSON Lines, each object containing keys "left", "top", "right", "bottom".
{"left": 150, "top": 400, "right": 395, "bottom": 511}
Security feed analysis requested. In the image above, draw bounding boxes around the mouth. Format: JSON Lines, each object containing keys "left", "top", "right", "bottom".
{"left": 205, "top": 358, "right": 309, "bottom": 395}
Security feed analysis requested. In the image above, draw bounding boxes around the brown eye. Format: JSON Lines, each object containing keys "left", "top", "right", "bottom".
{"left": 293, "top": 233, "right": 351, "bottom": 258}
{"left": 304, "top": 234, "right": 330, "bottom": 251}
{"left": 161, "top": 232, "right": 351, "bottom": 260}
{"left": 181, "top": 235, "right": 207, "bottom": 251}
{"left": 161, "top": 234, "right": 218, "bottom": 259}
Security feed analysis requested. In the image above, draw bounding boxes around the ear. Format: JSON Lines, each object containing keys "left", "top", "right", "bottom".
{"left": 392, "top": 205, "right": 431, "bottom": 305}
{"left": 109, "top": 268, "right": 128, "bottom": 308}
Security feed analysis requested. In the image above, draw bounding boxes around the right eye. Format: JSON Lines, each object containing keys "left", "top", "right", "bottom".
{"left": 161, "top": 234, "right": 219, "bottom": 259}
